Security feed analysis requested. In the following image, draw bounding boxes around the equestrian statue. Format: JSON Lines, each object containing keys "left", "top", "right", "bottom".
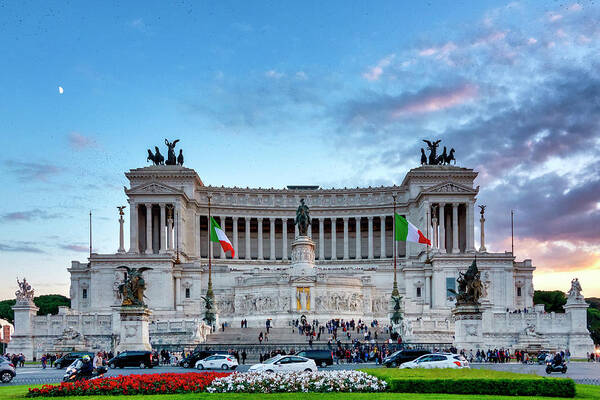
{"left": 295, "top": 199, "right": 311, "bottom": 236}
{"left": 116, "top": 266, "right": 153, "bottom": 307}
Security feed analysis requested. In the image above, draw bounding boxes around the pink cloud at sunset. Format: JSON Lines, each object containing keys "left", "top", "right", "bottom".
{"left": 392, "top": 84, "right": 477, "bottom": 117}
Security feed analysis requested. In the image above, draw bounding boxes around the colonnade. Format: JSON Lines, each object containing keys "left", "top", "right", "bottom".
{"left": 127, "top": 203, "right": 178, "bottom": 254}
{"left": 429, "top": 202, "right": 475, "bottom": 254}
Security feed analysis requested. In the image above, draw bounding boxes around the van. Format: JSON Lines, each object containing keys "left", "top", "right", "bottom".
{"left": 108, "top": 351, "right": 158, "bottom": 369}
{"left": 382, "top": 349, "right": 430, "bottom": 367}
{"left": 295, "top": 349, "right": 333, "bottom": 367}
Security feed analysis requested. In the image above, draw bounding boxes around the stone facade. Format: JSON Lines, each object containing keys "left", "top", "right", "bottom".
{"left": 8, "top": 163, "right": 595, "bottom": 358}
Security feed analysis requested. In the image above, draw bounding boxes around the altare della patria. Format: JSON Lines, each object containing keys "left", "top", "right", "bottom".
{"left": 7, "top": 139, "right": 594, "bottom": 359}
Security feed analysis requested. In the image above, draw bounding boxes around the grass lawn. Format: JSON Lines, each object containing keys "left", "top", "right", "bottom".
{"left": 1, "top": 385, "right": 599, "bottom": 400}
{"left": 362, "top": 367, "right": 546, "bottom": 380}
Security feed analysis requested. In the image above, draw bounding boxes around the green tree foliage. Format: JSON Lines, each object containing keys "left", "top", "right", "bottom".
{"left": 588, "top": 302, "right": 600, "bottom": 345}
{"left": 0, "top": 295, "right": 70, "bottom": 323}
{"left": 533, "top": 290, "right": 566, "bottom": 313}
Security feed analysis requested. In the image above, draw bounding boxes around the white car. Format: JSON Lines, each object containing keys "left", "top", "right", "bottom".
{"left": 249, "top": 354, "right": 317, "bottom": 373}
{"left": 399, "top": 353, "right": 470, "bottom": 369}
{"left": 195, "top": 354, "right": 238, "bottom": 370}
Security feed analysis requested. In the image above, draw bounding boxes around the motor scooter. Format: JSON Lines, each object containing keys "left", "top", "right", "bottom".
{"left": 63, "top": 360, "right": 108, "bottom": 382}
{"left": 545, "top": 361, "right": 567, "bottom": 374}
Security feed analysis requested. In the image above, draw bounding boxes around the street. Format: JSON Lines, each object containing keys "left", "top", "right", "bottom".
{"left": 4, "top": 362, "right": 599, "bottom": 386}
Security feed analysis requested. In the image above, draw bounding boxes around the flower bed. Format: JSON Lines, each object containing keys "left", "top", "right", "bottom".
{"left": 27, "top": 372, "right": 230, "bottom": 397}
{"left": 206, "top": 370, "right": 387, "bottom": 393}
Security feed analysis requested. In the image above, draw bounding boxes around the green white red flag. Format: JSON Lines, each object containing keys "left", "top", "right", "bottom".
{"left": 394, "top": 213, "right": 431, "bottom": 245}
{"left": 210, "top": 216, "right": 235, "bottom": 257}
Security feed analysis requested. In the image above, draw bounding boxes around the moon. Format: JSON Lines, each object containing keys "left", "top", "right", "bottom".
{"left": 58, "top": 86, "right": 64, "bottom": 94}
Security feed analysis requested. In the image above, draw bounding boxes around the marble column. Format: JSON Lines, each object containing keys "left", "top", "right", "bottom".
{"left": 331, "top": 218, "right": 337, "bottom": 260}
{"left": 145, "top": 203, "right": 153, "bottom": 254}
{"left": 319, "top": 218, "right": 324, "bottom": 260}
{"left": 367, "top": 216, "right": 374, "bottom": 259}
{"left": 245, "top": 218, "right": 251, "bottom": 260}
{"left": 257, "top": 218, "right": 263, "bottom": 260}
{"left": 128, "top": 203, "right": 139, "bottom": 253}
{"left": 159, "top": 204, "right": 166, "bottom": 253}
{"left": 479, "top": 213, "right": 487, "bottom": 252}
{"left": 355, "top": 217, "right": 361, "bottom": 259}
{"left": 425, "top": 276, "right": 431, "bottom": 305}
{"left": 270, "top": 218, "right": 276, "bottom": 260}
{"left": 167, "top": 207, "right": 173, "bottom": 251}
{"left": 282, "top": 218, "right": 288, "bottom": 260}
{"left": 175, "top": 277, "right": 181, "bottom": 307}
{"left": 118, "top": 210, "right": 126, "bottom": 253}
{"left": 295, "top": 224, "right": 299, "bottom": 239}
{"left": 175, "top": 203, "right": 183, "bottom": 254}
{"left": 308, "top": 222, "right": 312, "bottom": 238}
{"left": 438, "top": 203, "right": 446, "bottom": 253}
{"left": 220, "top": 216, "right": 226, "bottom": 258}
{"left": 343, "top": 217, "right": 349, "bottom": 260}
{"left": 466, "top": 201, "right": 475, "bottom": 252}
{"left": 379, "top": 216, "right": 386, "bottom": 258}
{"left": 452, "top": 203, "right": 459, "bottom": 253}
{"left": 432, "top": 215, "right": 438, "bottom": 250}
{"left": 233, "top": 217, "right": 239, "bottom": 259}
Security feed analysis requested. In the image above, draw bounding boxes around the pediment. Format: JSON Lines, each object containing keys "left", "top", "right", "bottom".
{"left": 125, "top": 181, "right": 183, "bottom": 195}
{"left": 290, "top": 275, "right": 316, "bottom": 283}
{"left": 423, "top": 182, "right": 477, "bottom": 194}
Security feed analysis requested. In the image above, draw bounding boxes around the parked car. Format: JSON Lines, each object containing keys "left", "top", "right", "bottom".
{"left": 54, "top": 352, "right": 95, "bottom": 369}
{"left": 178, "top": 351, "right": 226, "bottom": 368}
{"left": 382, "top": 349, "right": 430, "bottom": 368}
{"left": 399, "top": 353, "right": 469, "bottom": 369}
{"left": 108, "top": 351, "right": 158, "bottom": 369}
{"left": 195, "top": 354, "right": 238, "bottom": 370}
{"left": 249, "top": 354, "right": 317, "bottom": 373}
{"left": 296, "top": 350, "right": 333, "bottom": 367}
{"left": 0, "top": 357, "right": 16, "bottom": 383}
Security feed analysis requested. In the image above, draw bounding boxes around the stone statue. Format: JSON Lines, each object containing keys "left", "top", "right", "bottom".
{"left": 116, "top": 266, "right": 153, "bottom": 307}
{"left": 423, "top": 139, "right": 442, "bottom": 165}
{"left": 146, "top": 147, "right": 164, "bottom": 165}
{"left": 449, "top": 259, "right": 483, "bottom": 306}
{"left": 295, "top": 199, "right": 311, "bottom": 236}
{"left": 117, "top": 205, "right": 126, "bottom": 216}
{"left": 164, "top": 139, "right": 180, "bottom": 165}
{"left": 390, "top": 295, "right": 403, "bottom": 324}
{"left": 445, "top": 148, "right": 456, "bottom": 165}
{"left": 177, "top": 149, "right": 184, "bottom": 166}
{"left": 567, "top": 278, "right": 583, "bottom": 301}
{"left": 524, "top": 323, "right": 541, "bottom": 337}
{"left": 201, "top": 295, "right": 215, "bottom": 325}
{"left": 479, "top": 205, "right": 486, "bottom": 217}
{"left": 420, "top": 148, "right": 427, "bottom": 165}
{"left": 436, "top": 146, "right": 448, "bottom": 165}
{"left": 15, "top": 278, "right": 34, "bottom": 304}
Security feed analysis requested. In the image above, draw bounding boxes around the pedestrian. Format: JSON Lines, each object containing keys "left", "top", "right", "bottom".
{"left": 241, "top": 350, "right": 247, "bottom": 365}
{"left": 41, "top": 354, "right": 47, "bottom": 369}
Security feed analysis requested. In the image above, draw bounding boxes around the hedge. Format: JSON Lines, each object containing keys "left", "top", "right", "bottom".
{"left": 387, "top": 377, "right": 575, "bottom": 398}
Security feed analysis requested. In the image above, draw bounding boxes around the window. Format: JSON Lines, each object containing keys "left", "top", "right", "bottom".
{"left": 446, "top": 277, "right": 456, "bottom": 299}
{"left": 416, "top": 287, "right": 422, "bottom": 297}
{"left": 185, "top": 288, "right": 190, "bottom": 298}
{"left": 82, "top": 288, "right": 88, "bottom": 299}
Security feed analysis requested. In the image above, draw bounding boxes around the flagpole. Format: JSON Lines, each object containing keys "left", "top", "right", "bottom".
{"left": 511, "top": 209, "right": 514, "bottom": 256}
{"left": 89, "top": 210, "right": 92, "bottom": 259}
{"left": 392, "top": 194, "right": 399, "bottom": 297}
{"left": 207, "top": 195, "right": 213, "bottom": 302}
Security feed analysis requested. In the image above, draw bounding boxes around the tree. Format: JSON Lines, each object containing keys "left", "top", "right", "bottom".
{"left": 533, "top": 290, "right": 566, "bottom": 313}
{"left": 0, "top": 295, "right": 70, "bottom": 324}
{"left": 588, "top": 308, "right": 600, "bottom": 345}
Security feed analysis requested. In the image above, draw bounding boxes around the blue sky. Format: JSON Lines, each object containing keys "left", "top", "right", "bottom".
{"left": 1, "top": 1, "right": 599, "bottom": 299}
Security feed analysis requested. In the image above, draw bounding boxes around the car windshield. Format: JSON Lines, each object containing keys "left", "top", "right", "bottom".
{"left": 389, "top": 351, "right": 401, "bottom": 357}
{"left": 263, "top": 356, "right": 281, "bottom": 364}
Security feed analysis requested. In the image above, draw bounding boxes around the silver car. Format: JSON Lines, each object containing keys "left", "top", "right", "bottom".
{"left": 0, "top": 357, "right": 16, "bottom": 383}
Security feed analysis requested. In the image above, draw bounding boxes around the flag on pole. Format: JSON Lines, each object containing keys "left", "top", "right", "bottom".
{"left": 210, "top": 217, "right": 235, "bottom": 257}
{"left": 395, "top": 213, "right": 431, "bottom": 245}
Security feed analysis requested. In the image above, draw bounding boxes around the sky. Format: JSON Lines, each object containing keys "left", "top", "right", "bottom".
{"left": 1, "top": 0, "right": 599, "bottom": 300}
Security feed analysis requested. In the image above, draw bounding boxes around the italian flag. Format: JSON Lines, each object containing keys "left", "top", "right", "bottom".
{"left": 395, "top": 213, "right": 431, "bottom": 245}
{"left": 210, "top": 216, "right": 235, "bottom": 257}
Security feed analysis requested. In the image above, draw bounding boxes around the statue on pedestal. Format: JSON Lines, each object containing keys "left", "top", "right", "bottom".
{"left": 15, "top": 278, "right": 34, "bottom": 304}
{"left": 116, "top": 266, "right": 153, "bottom": 307}
{"left": 450, "top": 259, "right": 483, "bottom": 306}
{"left": 295, "top": 199, "right": 311, "bottom": 236}
{"left": 567, "top": 278, "right": 584, "bottom": 302}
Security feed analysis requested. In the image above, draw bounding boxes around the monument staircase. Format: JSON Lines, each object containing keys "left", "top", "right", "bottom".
{"left": 204, "top": 326, "right": 386, "bottom": 345}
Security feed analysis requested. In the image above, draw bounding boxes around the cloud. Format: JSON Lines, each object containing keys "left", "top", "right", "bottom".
{"left": 4, "top": 160, "right": 63, "bottom": 182}
{"left": 363, "top": 54, "right": 395, "bottom": 81}
{"left": 265, "top": 70, "right": 285, "bottom": 79}
{"left": 129, "top": 18, "right": 147, "bottom": 32}
{"left": 0, "top": 242, "right": 45, "bottom": 254}
{"left": 59, "top": 244, "right": 89, "bottom": 253}
{"left": 1, "top": 209, "right": 62, "bottom": 222}
{"left": 68, "top": 132, "right": 97, "bottom": 150}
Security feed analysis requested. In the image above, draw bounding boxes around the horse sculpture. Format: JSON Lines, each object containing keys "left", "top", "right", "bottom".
{"left": 449, "top": 259, "right": 483, "bottom": 306}
{"left": 117, "top": 266, "right": 153, "bottom": 307}
{"left": 420, "top": 148, "right": 427, "bottom": 165}
{"left": 445, "top": 148, "right": 456, "bottom": 165}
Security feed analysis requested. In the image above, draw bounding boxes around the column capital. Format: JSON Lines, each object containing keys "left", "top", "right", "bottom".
{"left": 380, "top": 215, "right": 386, "bottom": 221}
{"left": 367, "top": 216, "right": 373, "bottom": 221}
{"left": 159, "top": 203, "right": 166, "bottom": 208}
{"left": 343, "top": 216, "right": 348, "bottom": 222}
{"left": 144, "top": 202, "right": 153, "bottom": 208}
{"left": 233, "top": 216, "right": 239, "bottom": 221}
{"left": 452, "top": 202, "right": 460, "bottom": 207}
{"left": 355, "top": 216, "right": 361, "bottom": 221}
{"left": 438, "top": 202, "right": 446, "bottom": 206}
{"left": 257, "top": 217, "right": 263, "bottom": 222}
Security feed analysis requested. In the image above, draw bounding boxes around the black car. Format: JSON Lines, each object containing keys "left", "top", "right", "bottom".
{"left": 179, "top": 350, "right": 226, "bottom": 368}
{"left": 108, "top": 351, "right": 158, "bottom": 369}
{"left": 295, "top": 350, "right": 333, "bottom": 367}
{"left": 54, "top": 352, "right": 95, "bottom": 369}
{"left": 383, "top": 349, "right": 430, "bottom": 368}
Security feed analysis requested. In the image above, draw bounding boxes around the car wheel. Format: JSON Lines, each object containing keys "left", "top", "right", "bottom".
{"left": 1, "top": 372, "right": 13, "bottom": 383}
{"left": 55, "top": 363, "right": 61, "bottom": 369}
{"left": 197, "top": 364, "right": 204, "bottom": 370}
{"left": 140, "top": 362, "right": 146, "bottom": 369}
{"left": 392, "top": 361, "right": 398, "bottom": 367}
{"left": 221, "top": 364, "right": 229, "bottom": 370}
{"left": 182, "top": 361, "right": 189, "bottom": 368}
{"left": 109, "top": 363, "right": 116, "bottom": 369}
{"left": 320, "top": 361, "right": 327, "bottom": 368}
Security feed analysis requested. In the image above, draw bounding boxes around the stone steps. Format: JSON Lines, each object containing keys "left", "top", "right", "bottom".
{"left": 205, "top": 327, "right": 382, "bottom": 344}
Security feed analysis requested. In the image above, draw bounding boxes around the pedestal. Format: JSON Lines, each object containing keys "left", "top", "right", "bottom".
{"left": 115, "top": 307, "right": 152, "bottom": 352}
{"left": 564, "top": 300, "right": 595, "bottom": 358}
{"left": 453, "top": 304, "right": 483, "bottom": 351}
{"left": 290, "top": 236, "right": 316, "bottom": 276}
{"left": 6, "top": 302, "right": 39, "bottom": 360}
